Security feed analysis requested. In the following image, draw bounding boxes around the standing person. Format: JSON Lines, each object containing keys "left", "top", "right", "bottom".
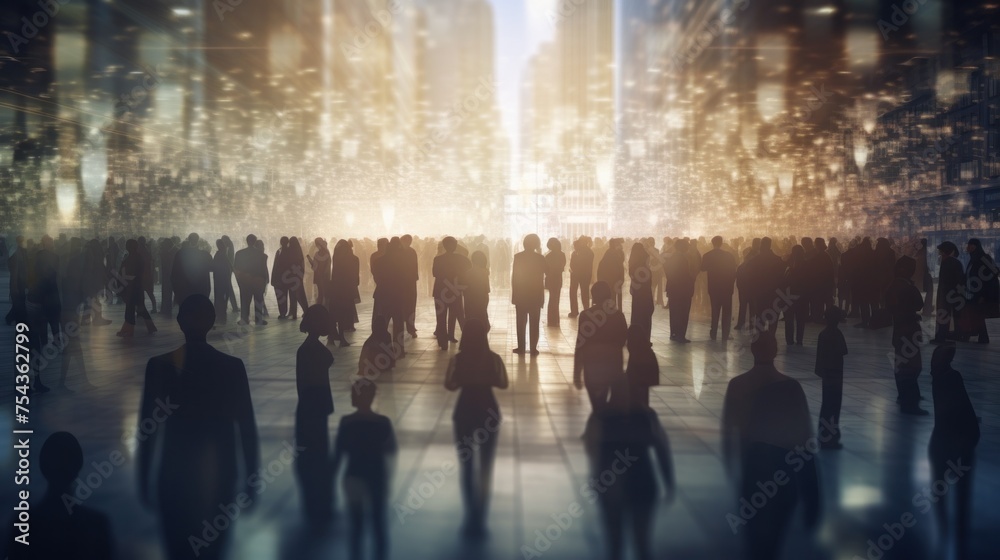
{"left": 308, "top": 238, "right": 331, "bottom": 309}
{"left": 221, "top": 236, "right": 240, "bottom": 315}
{"left": 746, "top": 237, "right": 785, "bottom": 333}
{"left": 734, "top": 257, "right": 751, "bottom": 331}
{"left": 597, "top": 238, "right": 626, "bottom": 310}
{"left": 117, "top": 239, "right": 157, "bottom": 337}
{"left": 158, "top": 238, "right": 176, "bottom": 317}
{"left": 811, "top": 238, "right": 835, "bottom": 321}
{"left": 137, "top": 295, "right": 259, "bottom": 560}
{"left": 511, "top": 234, "right": 547, "bottom": 355}
{"left": 928, "top": 343, "right": 980, "bottom": 560}
{"left": 962, "top": 238, "right": 999, "bottom": 344}
{"left": 444, "top": 319, "right": 508, "bottom": 537}
{"left": 573, "top": 282, "right": 628, "bottom": 411}
{"left": 885, "top": 256, "right": 927, "bottom": 415}
{"left": 401, "top": 234, "right": 419, "bottom": 337}
{"left": 271, "top": 236, "right": 291, "bottom": 319}
{"left": 702, "top": 236, "right": 737, "bottom": 341}
{"left": 783, "top": 245, "right": 809, "bottom": 347}
{"left": 544, "top": 238, "right": 566, "bottom": 325}
{"left": 583, "top": 379, "right": 674, "bottom": 560}
{"left": 6, "top": 236, "right": 27, "bottom": 325}
{"left": 255, "top": 239, "right": 271, "bottom": 319}
{"left": 932, "top": 241, "right": 965, "bottom": 344}
{"left": 815, "top": 307, "right": 847, "bottom": 449}
{"left": 721, "top": 334, "right": 820, "bottom": 560}
{"left": 26, "top": 235, "right": 60, "bottom": 393}
{"left": 331, "top": 381, "right": 397, "bottom": 560}
{"left": 170, "top": 233, "right": 212, "bottom": 307}
{"left": 433, "top": 236, "right": 471, "bottom": 350}
{"left": 647, "top": 238, "right": 666, "bottom": 308}
{"left": 329, "top": 240, "right": 358, "bottom": 347}
{"left": 370, "top": 238, "right": 389, "bottom": 326}
{"left": 628, "top": 242, "right": 654, "bottom": 343}
{"left": 212, "top": 239, "right": 232, "bottom": 326}
{"left": 234, "top": 234, "right": 268, "bottom": 326}
{"left": 295, "top": 305, "right": 335, "bottom": 522}
{"left": 462, "top": 251, "right": 491, "bottom": 331}
{"left": 625, "top": 325, "right": 659, "bottom": 406}
{"left": 138, "top": 236, "right": 157, "bottom": 313}
{"left": 568, "top": 236, "right": 594, "bottom": 318}
{"left": 286, "top": 237, "right": 310, "bottom": 320}
{"left": 664, "top": 238, "right": 695, "bottom": 343}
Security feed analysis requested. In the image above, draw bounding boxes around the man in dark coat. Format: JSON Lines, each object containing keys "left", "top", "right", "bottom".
{"left": 137, "top": 295, "right": 259, "bottom": 560}
{"left": 270, "top": 236, "right": 291, "bottom": 319}
{"left": 171, "top": 233, "right": 212, "bottom": 308}
{"left": 511, "top": 234, "right": 547, "bottom": 355}
{"left": 433, "top": 236, "right": 471, "bottom": 349}
{"left": 568, "top": 236, "right": 594, "bottom": 318}
{"left": 665, "top": 238, "right": 695, "bottom": 342}
{"left": 702, "top": 236, "right": 737, "bottom": 340}
{"left": 233, "top": 234, "right": 269, "bottom": 325}
{"left": 933, "top": 241, "right": 965, "bottom": 344}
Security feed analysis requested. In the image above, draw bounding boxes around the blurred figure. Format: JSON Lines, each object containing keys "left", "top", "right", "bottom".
{"left": 597, "top": 238, "right": 626, "bottom": 309}
{"left": 929, "top": 343, "right": 980, "bottom": 560}
{"left": 170, "top": 233, "right": 212, "bottom": 307}
{"left": 330, "top": 240, "right": 359, "bottom": 347}
{"left": 665, "top": 238, "right": 695, "bottom": 343}
{"left": 117, "top": 239, "right": 157, "bottom": 337}
{"left": 234, "top": 234, "right": 269, "bottom": 326}
{"left": 628, "top": 242, "right": 654, "bottom": 343}
{"left": 158, "top": 237, "right": 177, "bottom": 317}
{"left": 885, "top": 256, "right": 926, "bottom": 415}
{"left": 961, "top": 238, "right": 999, "bottom": 343}
{"left": 137, "top": 295, "right": 260, "bottom": 560}
{"left": 308, "top": 238, "right": 331, "bottom": 309}
{"left": 783, "top": 245, "right": 808, "bottom": 347}
{"left": 582, "top": 379, "right": 675, "bottom": 560}
{"left": 26, "top": 235, "right": 60, "bottom": 392}
{"left": 511, "top": 234, "right": 546, "bottom": 355}
{"left": 6, "top": 236, "right": 27, "bottom": 325}
{"left": 359, "top": 316, "right": 396, "bottom": 380}
{"left": 401, "top": 234, "right": 420, "bottom": 337}
{"left": 331, "top": 381, "right": 398, "bottom": 560}
{"left": 932, "top": 241, "right": 964, "bottom": 344}
{"left": 462, "top": 251, "right": 492, "bottom": 331}
{"left": 569, "top": 236, "right": 594, "bottom": 318}
{"left": 138, "top": 236, "right": 157, "bottom": 313}
{"left": 4, "top": 432, "right": 114, "bottom": 560}
{"left": 296, "top": 305, "right": 335, "bottom": 522}
{"left": 721, "top": 333, "right": 820, "bottom": 560}
{"left": 574, "top": 281, "right": 628, "bottom": 411}
{"left": 433, "top": 236, "right": 471, "bottom": 350}
{"left": 444, "top": 319, "right": 508, "bottom": 537}
{"left": 702, "top": 236, "right": 737, "bottom": 341}
{"left": 545, "top": 237, "right": 566, "bottom": 324}
{"left": 625, "top": 325, "right": 659, "bottom": 406}
{"left": 213, "top": 239, "right": 233, "bottom": 326}
{"left": 287, "top": 237, "right": 310, "bottom": 320}
{"left": 272, "top": 236, "right": 291, "bottom": 319}
{"left": 815, "top": 307, "right": 847, "bottom": 449}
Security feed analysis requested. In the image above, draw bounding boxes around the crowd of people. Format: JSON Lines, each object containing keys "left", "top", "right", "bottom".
{"left": 2, "top": 229, "right": 996, "bottom": 560}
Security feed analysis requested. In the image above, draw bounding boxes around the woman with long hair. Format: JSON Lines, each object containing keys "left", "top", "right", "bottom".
{"left": 329, "top": 240, "right": 357, "bottom": 347}
{"left": 444, "top": 318, "right": 508, "bottom": 537}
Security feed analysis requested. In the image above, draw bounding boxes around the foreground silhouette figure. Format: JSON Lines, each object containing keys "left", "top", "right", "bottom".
{"left": 444, "top": 318, "right": 509, "bottom": 537}
{"left": 296, "top": 305, "right": 335, "bottom": 522}
{"left": 582, "top": 379, "right": 675, "bottom": 560}
{"left": 574, "top": 281, "right": 628, "bottom": 411}
{"left": 137, "top": 295, "right": 260, "bottom": 560}
{"left": 511, "top": 234, "right": 547, "bottom": 355}
{"left": 929, "top": 343, "right": 980, "bottom": 560}
{"left": 332, "top": 380, "right": 398, "bottom": 560}
{"left": 721, "top": 333, "right": 820, "bottom": 560}
{"left": 5, "top": 432, "right": 115, "bottom": 559}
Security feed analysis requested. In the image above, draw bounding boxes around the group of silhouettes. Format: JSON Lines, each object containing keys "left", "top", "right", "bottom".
{"left": 2, "top": 230, "right": 994, "bottom": 560}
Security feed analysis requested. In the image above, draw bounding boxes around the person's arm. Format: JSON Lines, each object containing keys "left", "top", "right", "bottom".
{"left": 137, "top": 359, "right": 161, "bottom": 509}
{"left": 233, "top": 360, "right": 260, "bottom": 499}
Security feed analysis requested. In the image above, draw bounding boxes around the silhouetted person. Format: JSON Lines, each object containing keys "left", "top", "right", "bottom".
{"left": 26, "top": 235, "right": 60, "bottom": 392}
{"left": 170, "top": 233, "right": 212, "bottom": 307}
{"left": 569, "top": 236, "right": 594, "bottom": 317}
{"left": 286, "top": 237, "right": 310, "bottom": 319}
{"left": 962, "top": 238, "right": 998, "bottom": 343}
{"left": 545, "top": 237, "right": 566, "bottom": 324}
{"left": 665, "top": 238, "right": 694, "bottom": 342}
{"left": 597, "top": 238, "right": 626, "bottom": 309}
{"left": 702, "top": 235, "right": 737, "bottom": 340}
{"left": 379, "top": 238, "right": 408, "bottom": 356}
{"left": 401, "top": 234, "right": 419, "bottom": 337}
{"left": 628, "top": 242, "right": 654, "bottom": 342}
{"left": 746, "top": 237, "right": 785, "bottom": 333}
{"left": 6, "top": 236, "right": 27, "bottom": 325}
{"left": 308, "top": 238, "right": 331, "bottom": 309}
{"left": 159, "top": 237, "right": 177, "bottom": 317}
{"left": 815, "top": 306, "right": 847, "bottom": 449}
{"left": 511, "top": 234, "right": 547, "bottom": 355}
{"left": 721, "top": 333, "right": 820, "bottom": 560}
{"left": 330, "top": 240, "right": 359, "bottom": 347}
{"left": 933, "top": 241, "right": 965, "bottom": 344}
{"left": 255, "top": 239, "right": 270, "bottom": 318}
{"left": 213, "top": 239, "right": 233, "bottom": 325}
{"left": 433, "top": 236, "right": 471, "bottom": 350}
{"left": 117, "top": 239, "right": 157, "bottom": 337}
{"left": 735, "top": 257, "right": 751, "bottom": 331}
{"left": 582, "top": 379, "right": 675, "bottom": 560}
{"left": 370, "top": 237, "right": 390, "bottom": 325}
{"left": 221, "top": 236, "right": 240, "bottom": 314}
{"left": 928, "top": 343, "right": 980, "bottom": 560}
{"left": 574, "top": 281, "right": 628, "bottom": 411}
{"left": 331, "top": 380, "right": 397, "bottom": 560}
{"left": 359, "top": 316, "right": 396, "bottom": 380}
{"left": 82, "top": 238, "right": 112, "bottom": 326}
{"left": 272, "top": 236, "right": 292, "bottom": 319}
{"left": 5, "top": 432, "right": 114, "bottom": 560}
{"left": 234, "top": 234, "right": 269, "bottom": 325}
{"left": 137, "top": 295, "right": 260, "bottom": 560}
{"left": 462, "top": 250, "right": 491, "bottom": 331}
{"left": 137, "top": 236, "right": 157, "bottom": 313}
{"left": 808, "top": 238, "right": 835, "bottom": 322}
{"left": 851, "top": 237, "right": 877, "bottom": 327}
{"left": 625, "top": 325, "right": 659, "bottom": 406}
{"left": 444, "top": 318, "right": 508, "bottom": 537}
{"left": 783, "top": 245, "right": 809, "bottom": 346}
{"left": 296, "top": 305, "right": 335, "bottom": 522}
{"left": 885, "top": 256, "right": 927, "bottom": 415}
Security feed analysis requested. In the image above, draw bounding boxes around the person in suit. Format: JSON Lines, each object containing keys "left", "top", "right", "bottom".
{"left": 745, "top": 237, "right": 786, "bottom": 333}
{"left": 401, "top": 234, "right": 420, "bottom": 337}
{"left": 702, "top": 236, "right": 738, "bottom": 341}
{"left": 5, "top": 432, "right": 115, "bottom": 560}
{"left": 271, "top": 236, "right": 291, "bottom": 319}
{"left": 433, "top": 236, "right": 472, "bottom": 350}
{"left": 511, "top": 234, "right": 547, "bottom": 355}
{"left": 462, "top": 251, "right": 492, "bottom": 332}
{"left": 545, "top": 238, "right": 567, "bottom": 325}
{"left": 568, "top": 236, "right": 594, "bottom": 318}
{"left": 234, "top": 234, "right": 269, "bottom": 326}
{"left": 665, "top": 238, "right": 695, "bottom": 343}
{"left": 170, "top": 233, "right": 212, "bottom": 308}
{"left": 137, "top": 295, "right": 260, "bottom": 560}
{"left": 933, "top": 241, "right": 965, "bottom": 344}
{"left": 574, "top": 281, "right": 628, "bottom": 411}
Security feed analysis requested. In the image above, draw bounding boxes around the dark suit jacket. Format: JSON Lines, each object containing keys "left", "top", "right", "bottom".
{"left": 433, "top": 252, "right": 472, "bottom": 300}
{"left": 702, "top": 248, "right": 737, "bottom": 296}
{"left": 511, "top": 250, "right": 547, "bottom": 308}
{"left": 234, "top": 247, "right": 268, "bottom": 288}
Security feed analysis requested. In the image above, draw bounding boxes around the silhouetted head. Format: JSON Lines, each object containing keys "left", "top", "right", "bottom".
{"left": 401, "top": 234, "right": 412, "bottom": 247}
{"left": 351, "top": 379, "right": 377, "bottom": 409}
{"left": 801, "top": 237, "right": 814, "bottom": 252}
{"left": 523, "top": 234, "right": 541, "bottom": 252}
{"left": 751, "top": 332, "right": 778, "bottom": 366}
{"left": 254, "top": 239, "right": 264, "bottom": 252}
{"left": 245, "top": 234, "right": 257, "bottom": 247}
{"left": 930, "top": 342, "right": 957, "bottom": 375}
{"left": 546, "top": 237, "right": 561, "bottom": 252}
{"left": 894, "top": 256, "right": 916, "bottom": 279}
{"left": 217, "top": 238, "right": 225, "bottom": 251}
{"left": 815, "top": 238, "right": 827, "bottom": 251}
{"left": 471, "top": 250, "right": 488, "bottom": 269}
{"left": 628, "top": 242, "right": 647, "bottom": 272}
{"left": 459, "top": 318, "right": 490, "bottom": 354}
{"left": 177, "top": 295, "right": 215, "bottom": 340}
{"left": 126, "top": 238, "right": 138, "bottom": 253}
{"left": 377, "top": 238, "right": 388, "bottom": 251}
{"left": 138, "top": 236, "right": 147, "bottom": 245}
{"left": 40, "top": 235, "right": 53, "bottom": 250}
{"left": 187, "top": 233, "right": 199, "bottom": 246}
{"left": 300, "top": 304, "right": 331, "bottom": 337}
{"left": 824, "top": 306, "right": 842, "bottom": 327}
{"left": 591, "top": 281, "right": 613, "bottom": 305}
{"left": 280, "top": 236, "right": 289, "bottom": 247}
{"left": 937, "top": 241, "right": 958, "bottom": 257}
{"left": 760, "top": 237, "right": 772, "bottom": 252}
{"left": 751, "top": 238, "right": 760, "bottom": 250}
{"left": 442, "top": 236, "right": 458, "bottom": 253}
{"left": 712, "top": 236, "right": 723, "bottom": 248}
{"left": 40, "top": 432, "right": 83, "bottom": 489}
{"left": 674, "top": 238, "right": 689, "bottom": 253}
{"left": 967, "top": 238, "right": 984, "bottom": 256}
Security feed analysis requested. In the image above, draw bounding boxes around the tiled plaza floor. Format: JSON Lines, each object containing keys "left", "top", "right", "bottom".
{"left": 1, "top": 282, "right": 998, "bottom": 559}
